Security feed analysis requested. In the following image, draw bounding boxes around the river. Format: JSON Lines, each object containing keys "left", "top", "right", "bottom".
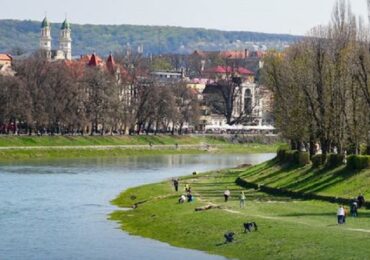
{"left": 0, "top": 153, "right": 275, "bottom": 260}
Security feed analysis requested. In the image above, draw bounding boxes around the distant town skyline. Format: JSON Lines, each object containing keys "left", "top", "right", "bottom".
{"left": 1, "top": 0, "right": 368, "bottom": 35}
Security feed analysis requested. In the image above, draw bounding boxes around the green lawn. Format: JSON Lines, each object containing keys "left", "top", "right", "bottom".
{"left": 0, "top": 135, "right": 280, "bottom": 147}
{"left": 110, "top": 165, "right": 370, "bottom": 259}
{"left": 0, "top": 135, "right": 207, "bottom": 146}
{"left": 239, "top": 160, "right": 370, "bottom": 199}
{"left": 0, "top": 135, "right": 282, "bottom": 161}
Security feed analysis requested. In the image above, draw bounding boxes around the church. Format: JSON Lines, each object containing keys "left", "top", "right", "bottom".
{"left": 40, "top": 16, "right": 72, "bottom": 60}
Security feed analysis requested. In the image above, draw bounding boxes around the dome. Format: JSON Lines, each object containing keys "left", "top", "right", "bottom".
{"left": 41, "top": 17, "right": 50, "bottom": 28}
{"left": 61, "top": 19, "right": 71, "bottom": 30}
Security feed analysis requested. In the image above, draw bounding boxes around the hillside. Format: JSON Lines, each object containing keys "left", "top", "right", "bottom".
{"left": 0, "top": 19, "right": 300, "bottom": 56}
{"left": 239, "top": 159, "right": 370, "bottom": 199}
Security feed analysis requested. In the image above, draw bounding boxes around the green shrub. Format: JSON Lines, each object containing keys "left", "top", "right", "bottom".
{"left": 311, "top": 154, "right": 326, "bottom": 168}
{"left": 347, "top": 155, "right": 370, "bottom": 170}
{"left": 277, "top": 147, "right": 288, "bottom": 161}
{"left": 326, "top": 154, "right": 344, "bottom": 168}
{"left": 297, "top": 152, "right": 310, "bottom": 166}
{"left": 285, "top": 150, "right": 297, "bottom": 163}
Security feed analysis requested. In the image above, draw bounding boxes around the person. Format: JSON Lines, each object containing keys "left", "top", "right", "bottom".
{"left": 239, "top": 191, "right": 246, "bottom": 208}
{"left": 224, "top": 189, "right": 231, "bottom": 202}
{"left": 178, "top": 194, "right": 186, "bottom": 204}
{"left": 357, "top": 194, "right": 365, "bottom": 209}
{"left": 172, "top": 178, "right": 179, "bottom": 192}
{"left": 337, "top": 205, "right": 345, "bottom": 224}
{"left": 185, "top": 184, "right": 191, "bottom": 193}
{"left": 187, "top": 192, "right": 193, "bottom": 202}
{"left": 350, "top": 201, "right": 358, "bottom": 217}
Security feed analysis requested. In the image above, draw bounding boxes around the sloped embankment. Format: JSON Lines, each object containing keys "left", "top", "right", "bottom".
{"left": 237, "top": 158, "right": 370, "bottom": 206}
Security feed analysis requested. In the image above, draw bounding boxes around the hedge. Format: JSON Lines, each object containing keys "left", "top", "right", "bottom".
{"left": 347, "top": 155, "right": 370, "bottom": 170}
{"left": 326, "top": 154, "right": 344, "bottom": 168}
{"left": 311, "top": 154, "right": 326, "bottom": 168}
{"left": 277, "top": 149, "right": 310, "bottom": 166}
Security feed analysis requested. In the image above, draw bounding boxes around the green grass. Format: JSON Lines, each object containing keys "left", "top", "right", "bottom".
{"left": 110, "top": 165, "right": 370, "bottom": 259}
{"left": 0, "top": 135, "right": 282, "bottom": 161}
{"left": 0, "top": 148, "right": 205, "bottom": 162}
{"left": 0, "top": 135, "right": 208, "bottom": 146}
{"left": 0, "top": 135, "right": 278, "bottom": 147}
{"left": 239, "top": 160, "right": 370, "bottom": 199}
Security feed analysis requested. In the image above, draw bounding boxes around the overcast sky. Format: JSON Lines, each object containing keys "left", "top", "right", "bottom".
{"left": 1, "top": 0, "right": 368, "bottom": 35}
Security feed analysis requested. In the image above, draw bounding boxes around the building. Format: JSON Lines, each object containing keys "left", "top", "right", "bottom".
{"left": 0, "top": 54, "right": 15, "bottom": 76}
{"left": 0, "top": 54, "right": 12, "bottom": 66}
{"left": 40, "top": 17, "right": 72, "bottom": 60}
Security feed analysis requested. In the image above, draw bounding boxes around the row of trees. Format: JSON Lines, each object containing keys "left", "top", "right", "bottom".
{"left": 263, "top": 0, "right": 370, "bottom": 155}
{"left": 0, "top": 52, "right": 200, "bottom": 135}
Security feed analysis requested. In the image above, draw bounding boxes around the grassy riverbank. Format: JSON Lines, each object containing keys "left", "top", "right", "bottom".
{"left": 0, "top": 135, "right": 212, "bottom": 146}
{"left": 110, "top": 160, "right": 370, "bottom": 259}
{"left": 0, "top": 135, "right": 281, "bottom": 161}
{"left": 0, "top": 135, "right": 280, "bottom": 147}
{"left": 239, "top": 160, "right": 370, "bottom": 198}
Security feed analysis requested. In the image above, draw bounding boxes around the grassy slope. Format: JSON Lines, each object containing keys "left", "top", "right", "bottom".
{"left": 239, "top": 160, "right": 370, "bottom": 199}
{"left": 110, "top": 166, "right": 370, "bottom": 259}
{"left": 0, "top": 135, "right": 213, "bottom": 146}
{"left": 0, "top": 136, "right": 281, "bottom": 161}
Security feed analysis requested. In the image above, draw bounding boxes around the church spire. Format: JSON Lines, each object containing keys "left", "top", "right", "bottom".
{"left": 40, "top": 16, "right": 52, "bottom": 59}
{"left": 59, "top": 18, "right": 72, "bottom": 60}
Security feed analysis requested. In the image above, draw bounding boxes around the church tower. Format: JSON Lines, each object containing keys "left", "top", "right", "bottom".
{"left": 40, "top": 17, "right": 52, "bottom": 59}
{"left": 59, "top": 19, "right": 72, "bottom": 60}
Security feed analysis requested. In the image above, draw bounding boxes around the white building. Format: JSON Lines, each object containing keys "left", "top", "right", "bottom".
{"left": 40, "top": 17, "right": 72, "bottom": 61}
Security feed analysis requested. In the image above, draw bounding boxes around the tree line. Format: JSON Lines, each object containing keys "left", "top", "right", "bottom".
{"left": 0, "top": 19, "right": 299, "bottom": 56}
{"left": 0, "top": 52, "right": 200, "bottom": 135}
{"left": 262, "top": 0, "right": 370, "bottom": 155}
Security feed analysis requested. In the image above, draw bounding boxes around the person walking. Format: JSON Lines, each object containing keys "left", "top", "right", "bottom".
{"left": 337, "top": 205, "right": 345, "bottom": 224}
{"left": 172, "top": 178, "right": 179, "bottom": 192}
{"left": 350, "top": 201, "right": 358, "bottom": 217}
{"left": 224, "top": 189, "right": 231, "bottom": 202}
{"left": 239, "top": 191, "right": 246, "bottom": 208}
{"left": 357, "top": 194, "right": 365, "bottom": 209}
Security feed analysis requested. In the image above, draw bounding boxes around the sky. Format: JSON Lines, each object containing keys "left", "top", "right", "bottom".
{"left": 0, "top": 0, "right": 368, "bottom": 35}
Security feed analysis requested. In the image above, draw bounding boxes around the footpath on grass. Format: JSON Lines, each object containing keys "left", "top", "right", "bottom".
{"left": 0, "top": 135, "right": 281, "bottom": 161}
{"left": 110, "top": 157, "right": 370, "bottom": 259}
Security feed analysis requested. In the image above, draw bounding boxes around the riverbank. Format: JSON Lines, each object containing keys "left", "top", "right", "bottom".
{"left": 110, "top": 159, "right": 370, "bottom": 259}
{"left": 0, "top": 135, "right": 282, "bottom": 161}
{"left": 0, "top": 135, "right": 280, "bottom": 147}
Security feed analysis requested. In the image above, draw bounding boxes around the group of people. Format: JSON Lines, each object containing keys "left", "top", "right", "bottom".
{"left": 337, "top": 194, "right": 366, "bottom": 224}
{"left": 172, "top": 178, "right": 248, "bottom": 207}
{"left": 224, "top": 189, "right": 246, "bottom": 208}
{"left": 173, "top": 178, "right": 194, "bottom": 203}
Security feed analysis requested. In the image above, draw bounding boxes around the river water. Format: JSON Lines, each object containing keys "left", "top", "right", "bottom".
{"left": 0, "top": 153, "right": 274, "bottom": 260}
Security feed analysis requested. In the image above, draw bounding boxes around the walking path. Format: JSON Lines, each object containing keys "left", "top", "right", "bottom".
{"left": 0, "top": 144, "right": 215, "bottom": 150}
{"left": 222, "top": 204, "right": 370, "bottom": 234}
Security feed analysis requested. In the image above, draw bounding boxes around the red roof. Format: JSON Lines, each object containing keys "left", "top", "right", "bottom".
{"left": 106, "top": 54, "right": 115, "bottom": 73}
{"left": 220, "top": 51, "right": 247, "bottom": 59}
{"left": 0, "top": 54, "right": 12, "bottom": 61}
{"left": 207, "top": 66, "right": 254, "bottom": 75}
{"left": 88, "top": 53, "right": 104, "bottom": 67}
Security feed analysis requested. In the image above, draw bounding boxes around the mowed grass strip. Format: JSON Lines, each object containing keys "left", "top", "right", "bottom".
{"left": 0, "top": 135, "right": 205, "bottom": 146}
{"left": 110, "top": 168, "right": 370, "bottom": 259}
{"left": 0, "top": 135, "right": 282, "bottom": 161}
{"left": 0, "top": 135, "right": 283, "bottom": 147}
{"left": 0, "top": 148, "right": 204, "bottom": 162}
{"left": 239, "top": 159, "right": 370, "bottom": 199}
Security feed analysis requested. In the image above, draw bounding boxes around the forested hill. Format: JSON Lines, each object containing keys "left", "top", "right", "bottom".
{"left": 0, "top": 19, "right": 300, "bottom": 56}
